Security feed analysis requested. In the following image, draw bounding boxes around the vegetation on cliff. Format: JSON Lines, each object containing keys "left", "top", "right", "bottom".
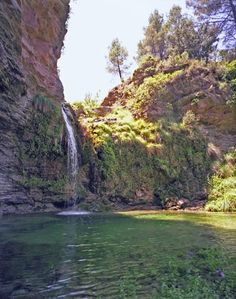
{"left": 206, "top": 150, "right": 236, "bottom": 211}
{"left": 17, "top": 95, "right": 71, "bottom": 204}
{"left": 1, "top": 0, "right": 235, "bottom": 213}
{"left": 71, "top": 58, "right": 235, "bottom": 210}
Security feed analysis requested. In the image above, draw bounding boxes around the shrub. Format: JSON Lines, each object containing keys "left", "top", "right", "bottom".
{"left": 97, "top": 142, "right": 118, "bottom": 180}
{"left": 181, "top": 111, "right": 198, "bottom": 128}
{"left": 21, "top": 176, "right": 66, "bottom": 193}
{"left": 72, "top": 93, "right": 100, "bottom": 117}
{"left": 32, "top": 95, "right": 60, "bottom": 117}
{"left": 206, "top": 150, "right": 236, "bottom": 212}
{"left": 134, "top": 70, "right": 183, "bottom": 110}
{"left": 224, "top": 60, "right": 236, "bottom": 109}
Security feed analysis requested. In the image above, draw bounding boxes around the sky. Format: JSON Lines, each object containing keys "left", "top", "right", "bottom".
{"left": 58, "top": 0, "right": 187, "bottom": 102}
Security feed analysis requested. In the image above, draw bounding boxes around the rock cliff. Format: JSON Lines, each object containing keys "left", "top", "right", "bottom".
{"left": 0, "top": 0, "right": 72, "bottom": 214}
{"left": 74, "top": 57, "right": 236, "bottom": 211}
{"left": 0, "top": 1, "right": 235, "bottom": 214}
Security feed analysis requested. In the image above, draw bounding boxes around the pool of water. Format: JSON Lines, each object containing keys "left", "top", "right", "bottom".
{"left": 0, "top": 212, "right": 235, "bottom": 298}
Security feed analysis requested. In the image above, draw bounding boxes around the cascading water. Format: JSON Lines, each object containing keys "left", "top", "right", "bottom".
{"left": 61, "top": 105, "right": 78, "bottom": 194}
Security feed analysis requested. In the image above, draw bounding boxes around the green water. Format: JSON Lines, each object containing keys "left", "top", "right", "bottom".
{"left": 0, "top": 212, "right": 235, "bottom": 298}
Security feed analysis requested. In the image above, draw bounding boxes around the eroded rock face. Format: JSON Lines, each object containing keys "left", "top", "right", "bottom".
{"left": 80, "top": 61, "right": 236, "bottom": 211}
{"left": 101, "top": 64, "right": 236, "bottom": 152}
{"left": 0, "top": 0, "right": 70, "bottom": 214}
{"left": 22, "top": 0, "right": 69, "bottom": 100}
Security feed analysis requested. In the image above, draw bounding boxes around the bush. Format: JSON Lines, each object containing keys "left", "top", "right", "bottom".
{"left": 134, "top": 70, "right": 183, "bottom": 110}
{"left": 181, "top": 111, "right": 198, "bottom": 128}
{"left": 206, "top": 150, "right": 236, "bottom": 212}
{"left": 72, "top": 93, "right": 100, "bottom": 117}
{"left": 97, "top": 142, "right": 118, "bottom": 180}
{"left": 21, "top": 176, "right": 66, "bottom": 193}
{"left": 224, "top": 60, "right": 236, "bottom": 108}
{"left": 32, "top": 95, "right": 60, "bottom": 117}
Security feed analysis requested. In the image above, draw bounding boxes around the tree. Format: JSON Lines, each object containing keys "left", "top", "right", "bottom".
{"left": 138, "top": 5, "right": 220, "bottom": 62}
{"left": 165, "top": 6, "right": 198, "bottom": 57}
{"left": 219, "top": 48, "right": 236, "bottom": 60}
{"left": 137, "top": 6, "right": 218, "bottom": 63}
{"left": 187, "top": 0, "right": 236, "bottom": 47}
{"left": 165, "top": 5, "right": 218, "bottom": 61}
{"left": 194, "top": 22, "right": 219, "bottom": 62}
{"left": 106, "top": 38, "right": 129, "bottom": 82}
{"left": 137, "top": 10, "right": 167, "bottom": 61}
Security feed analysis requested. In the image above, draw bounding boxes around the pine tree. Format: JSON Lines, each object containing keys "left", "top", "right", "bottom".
{"left": 137, "top": 6, "right": 219, "bottom": 63}
{"left": 137, "top": 10, "right": 167, "bottom": 61}
{"left": 106, "top": 38, "right": 129, "bottom": 82}
{"left": 166, "top": 6, "right": 219, "bottom": 61}
{"left": 187, "top": 0, "right": 236, "bottom": 47}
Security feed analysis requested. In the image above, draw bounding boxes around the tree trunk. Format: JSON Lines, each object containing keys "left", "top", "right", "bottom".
{"left": 229, "top": 0, "right": 236, "bottom": 27}
{"left": 117, "top": 62, "right": 123, "bottom": 83}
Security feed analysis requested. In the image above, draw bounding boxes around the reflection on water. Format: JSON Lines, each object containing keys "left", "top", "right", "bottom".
{"left": 58, "top": 211, "right": 92, "bottom": 216}
{"left": 0, "top": 212, "right": 235, "bottom": 298}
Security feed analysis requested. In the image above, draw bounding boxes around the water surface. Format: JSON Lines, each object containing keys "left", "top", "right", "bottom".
{"left": 0, "top": 212, "right": 235, "bottom": 298}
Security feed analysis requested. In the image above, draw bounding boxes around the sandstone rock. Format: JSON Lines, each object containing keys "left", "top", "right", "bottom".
{"left": 177, "top": 198, "right": 190, "bottom": 209}
{"left": 165, "top": 197, "right": 178, "bottom": 209}
{"left": 0, "top": 0, "right": 71, "bottom": 214}
{"left": 165, "top": 197, "right": 190, "bottom": 210}
{"left": 135, "top": 188, "right": 153, "bottom": 202}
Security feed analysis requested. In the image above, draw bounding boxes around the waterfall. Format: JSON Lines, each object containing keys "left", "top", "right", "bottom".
{"left": 61, "top": 105, "right": 78, "bottom": 186}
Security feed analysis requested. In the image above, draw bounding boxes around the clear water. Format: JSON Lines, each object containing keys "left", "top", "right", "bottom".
{"left": 0, "top": 212, "right": 235, "bottom": 298}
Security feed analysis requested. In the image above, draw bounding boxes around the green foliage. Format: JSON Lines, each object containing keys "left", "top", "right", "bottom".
{"left": 79, "top": 103, "right": 210, "bottom": 202}
{"left": 181, "top": 110, "right": 198, "bottom": 128}
{"left": 137, "top": 5, "right": 219, "bottom": 63}
{"left": 165, "top": 51, "right": 190, "bottom": 67}
{"left": 224, "top": 60, "right": 236, "bottom": 109}
{"left": 138, "top": 54, "right": 158, "bottom": 69}
{"left": 32, "top": 95, "right": 61, "bottom": 117}
{"left": 224, "top": 60, "right": 236, "bottom": 90}
{"left": 137, "top": 10, "right": 167, "bottom": 61}
{"left": 75, "top": 58, "right": 233, "bottom": 206}
{"left": 98, "top": 142, "right": 119, "bottom": 180}
{"left": 25, "top": 95, "right": 63, "bottom": 158}
{"left": 187, "top": 0, "right": 236, "bottom": 48}
{"left": 106, "top": 38, "right": 129, "bottom": 82}
{"left": 21, "top": 176, "right": 66, "bottom": 193}
{"left": 85, "top": 107, "right": 160, "bottom": 148}
{"left": 206, "top": 150, "right": 236, "bottom": 212}
{"left": 136, "top": 54, "right": 159, "bottom": 78}
{"left": 72, "top": 93, "right": 100, "bottom": 117}
{"left": 134, "top": 70, "right": 183, "bottom": 110}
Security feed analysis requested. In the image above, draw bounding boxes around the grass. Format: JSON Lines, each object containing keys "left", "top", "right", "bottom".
{"left": 81, "top": 107, "right": 161, "bottom": 150}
